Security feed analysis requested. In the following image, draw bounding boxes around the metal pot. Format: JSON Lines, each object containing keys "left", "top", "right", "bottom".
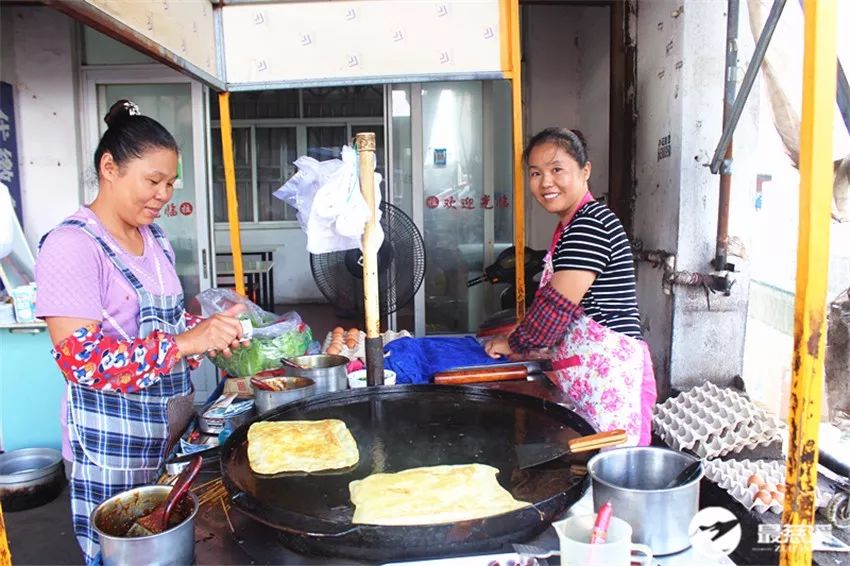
{"left": 281, "top": 354, "right": 349, "bottom": 395}
{"left": 587, "top": 446, "right": 702, "bottom": 555}
{"left": 92, "top": 485, "right": 198, "bottom": 566}
{"left": 0, "top": 448, "right": 66, "bottom": 511}
{"left": 254, "top": 376, "right": 316, "bottom": 414}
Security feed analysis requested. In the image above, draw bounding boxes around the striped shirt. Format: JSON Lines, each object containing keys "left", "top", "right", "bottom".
{"left": 553, "top": 201, "right": 643, "bottom": 338}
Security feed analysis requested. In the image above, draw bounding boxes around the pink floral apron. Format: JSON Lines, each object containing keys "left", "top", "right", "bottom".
{"left": 540, "top": 192, "right": 647, "bottom": 446}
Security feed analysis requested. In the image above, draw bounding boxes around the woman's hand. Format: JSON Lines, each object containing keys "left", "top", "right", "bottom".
{"left": 484, "top": 336, "right": 514, "bottom": 359}
{"left": 174, "top": 304, "right": 249, "bottom": 358}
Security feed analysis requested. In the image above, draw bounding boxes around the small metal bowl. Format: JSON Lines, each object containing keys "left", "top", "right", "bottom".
{"left": 254, "top": 376, "right": 316, "bottom": 414}
{"left": 0, "top": 447, "right": 66, "bottom": 511}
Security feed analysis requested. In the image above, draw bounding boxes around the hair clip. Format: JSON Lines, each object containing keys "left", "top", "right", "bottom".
{"left": 124, "top": 101, "right": 141, "bottom": 116}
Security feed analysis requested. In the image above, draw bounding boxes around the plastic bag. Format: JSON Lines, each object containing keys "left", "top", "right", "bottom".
{"left": 195, "top": 288, "right": 313, "bottom": 377}
{"left": 273, "top": 145, "right": 383, "bottom": 254}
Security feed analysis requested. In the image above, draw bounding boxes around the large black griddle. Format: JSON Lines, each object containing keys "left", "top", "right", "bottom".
{"left": 220, "top": 385, "right": 596, "bottom": 561}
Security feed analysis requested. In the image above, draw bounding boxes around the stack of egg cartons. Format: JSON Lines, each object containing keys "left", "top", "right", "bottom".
{"left": 653, "top": 381, "right": 783, "bottom": 459}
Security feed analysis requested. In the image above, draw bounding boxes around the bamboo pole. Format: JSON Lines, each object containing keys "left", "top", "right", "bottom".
{"left": 507, "top": 0, "right": 526, "bottom": 320}
{"left": 355, "top": 132, "right": 384, "bottom": 386}
{"left": 780, "top": 0, "right": 837, "bottom": 563}
{"left": 218, "top": 91, "right": 246, "bottom": 297}
{"left": 0, "top": 500, "right": 10, "bottom": 566}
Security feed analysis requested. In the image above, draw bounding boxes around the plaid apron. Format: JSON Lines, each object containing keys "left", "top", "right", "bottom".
{"left": 41, "top": 219, "right": 192, "bottom": 564}
{"left": 539, "top": 194, "right": 650, "bottom": 446}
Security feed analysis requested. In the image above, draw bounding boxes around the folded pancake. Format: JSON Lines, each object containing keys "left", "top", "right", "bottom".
{"left": 349, "top": 464, "right": 529, "bottom": 525}
{"left": 247, "top": 419, "right": 359, "bottom": 474}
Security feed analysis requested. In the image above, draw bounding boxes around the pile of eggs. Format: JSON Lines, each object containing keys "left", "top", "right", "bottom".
{"left": 747, "top": 473, "right": 786, "bottom": 505}
{"left": 326, "top": 327, "right": 359, "bottom": 355}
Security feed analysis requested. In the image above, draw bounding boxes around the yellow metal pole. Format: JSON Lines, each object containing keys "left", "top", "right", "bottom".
{"left": 0, "top": 500, "right": 10, "bottom": 566}
{"left": 506, "top": 0, "right": 526, "bottom": 320}
{"left": 218, "top": 91, "right": 246, "bottom": 297}
{"left": 780, "top": 0, "right": 837, "bottom": 563}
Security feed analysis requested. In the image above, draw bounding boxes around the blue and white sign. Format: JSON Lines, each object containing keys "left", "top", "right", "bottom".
{"left": 0, "top": 82, "right": 22, "bottom": 225}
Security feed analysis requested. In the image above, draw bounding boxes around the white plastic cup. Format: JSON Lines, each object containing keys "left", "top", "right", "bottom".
{"left": 552, "top": 514, "right": 653, "bottom": 566}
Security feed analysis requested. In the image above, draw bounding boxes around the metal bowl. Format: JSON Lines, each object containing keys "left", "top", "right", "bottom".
{"left": 282, "top": 354, "right": 349, "bottom": 395}
{"left": 0, "top": 447, "right": 66, "bottom": 511}
{"left": 92, "top": 485, "right": 198, "bottom": 566}
{"left": 254, "top": 376, "right": 316, "bottom": 414}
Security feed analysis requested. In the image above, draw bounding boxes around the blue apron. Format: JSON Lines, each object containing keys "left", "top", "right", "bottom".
{"left": 41, "top": 219, "right": 192, "bottom": 564}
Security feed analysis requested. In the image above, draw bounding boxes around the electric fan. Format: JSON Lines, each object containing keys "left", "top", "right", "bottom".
{"left": 309, "top": 202, "right": 426, "bottom": 318}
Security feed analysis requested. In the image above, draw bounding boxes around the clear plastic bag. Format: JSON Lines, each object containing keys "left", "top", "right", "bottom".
{"left": 272, "top": 145, "right": 383, "bottom": 254}
{"left": 195, "top": 288, "right": 313, "bottom": 377}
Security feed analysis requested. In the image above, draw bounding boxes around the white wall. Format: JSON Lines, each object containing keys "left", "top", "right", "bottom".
{"left": 523, "top": 4, "right": 610, "bottom": 251}
{"left": 214, "top": 226, "right": 324, "bottom": 303}
{"left": 634, "top": 0, "right": 757, "bottom": 394}
{"left": 1, "top": 6, "right": 82, "bottom": 252}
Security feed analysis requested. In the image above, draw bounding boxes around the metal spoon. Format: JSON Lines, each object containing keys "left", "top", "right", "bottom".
{"left": 280, "top": 358, "right": 308, "bottom": 370}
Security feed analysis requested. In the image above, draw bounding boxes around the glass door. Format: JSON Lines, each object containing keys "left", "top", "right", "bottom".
{"left": 82, "top": 68, "right": 217, "bottom": 399}
{"left": 391, "top": 80, "right": 514, "bottom": 335}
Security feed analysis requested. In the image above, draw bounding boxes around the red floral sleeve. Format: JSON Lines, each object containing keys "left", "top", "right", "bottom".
{"left": 51, "top": 323, "right": 181, "bottom": 393}
{"left": 183, "top": 311, "right": 204, "bottom": 330}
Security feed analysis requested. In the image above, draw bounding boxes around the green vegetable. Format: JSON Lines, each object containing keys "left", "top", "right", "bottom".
{"left": 211, "top": 325, "right": 313, "bottom": 377}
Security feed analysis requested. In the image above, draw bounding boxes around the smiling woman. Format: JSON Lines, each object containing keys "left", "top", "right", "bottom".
{"left": 34, "top": 99, "right": 249, "bottom": 564}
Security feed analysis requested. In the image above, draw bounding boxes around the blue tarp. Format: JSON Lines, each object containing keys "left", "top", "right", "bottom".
{"left": 383, "top": 336, "right": 503, "bottom": 384}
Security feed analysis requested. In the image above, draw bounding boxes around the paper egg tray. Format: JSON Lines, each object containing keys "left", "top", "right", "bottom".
{"left": 704, "top": 458, "right": 831, "bottom": 514}
{"left": 653, "top": 381, "right": 783, "bottom": 459}
{"left": 321, "top": 329, "right": 411, "bottom": 360}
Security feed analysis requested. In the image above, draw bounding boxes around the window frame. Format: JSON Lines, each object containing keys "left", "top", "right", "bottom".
{"left": 212, "top": 117, "right": 384, "bottom": 228}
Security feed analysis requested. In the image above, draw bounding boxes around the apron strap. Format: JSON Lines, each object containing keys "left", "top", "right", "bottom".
{"left": 42, "top": 219, "right": 146, "bottom": 291}
{"left": 147, "top": 223, "right": 174, "bottom": 266}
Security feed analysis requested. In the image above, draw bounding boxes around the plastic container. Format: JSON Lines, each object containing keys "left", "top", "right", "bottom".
{"left": 347, "top": 369, "right": 397, "bottom": 388}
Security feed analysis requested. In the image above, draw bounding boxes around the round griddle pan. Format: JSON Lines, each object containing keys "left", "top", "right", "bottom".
{"left": 220, "top": 385, "right": 597, "bottom": 561}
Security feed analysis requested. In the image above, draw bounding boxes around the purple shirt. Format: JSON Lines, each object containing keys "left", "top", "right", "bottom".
{"left": 35, "top": 207, "right": 184, "bottom": 461}
{"left": 35, "top": 206, "right": 183, "bottom": 339}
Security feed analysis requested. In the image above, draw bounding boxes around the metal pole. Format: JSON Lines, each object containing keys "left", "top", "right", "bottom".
{"left": 355, "top": 132, "right": 384, "bottom": 386}
{"left": 780, "top": 0, "right": 837, "bottom": 563}
{"left": 507, "top": 0, "right": 526, "bottom": 320}
{"left": 0, "top": 500, "right": 10, "bottom": 566}
{"left": 218, "top": 92, "right": 246, "bottom": 297}
{"left": 710, "top": 0, "right": 787, "bottom": 174}
{"left": 713, "top": 0, "right": 739, "bottom": 273}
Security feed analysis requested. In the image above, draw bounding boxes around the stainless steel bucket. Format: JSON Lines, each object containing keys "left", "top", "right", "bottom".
{"left": 281, "top": 354, "right": 349, "bottom": 395}
{"left": 587, "top": 446, "right": 702, "bottom": 555}
{"left": 92, "top": 485, "right": 198, "bottom": 566}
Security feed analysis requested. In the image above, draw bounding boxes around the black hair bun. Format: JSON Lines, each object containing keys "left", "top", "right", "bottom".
{"left": 103, "top": 99, "right": 141, "bottom": 128}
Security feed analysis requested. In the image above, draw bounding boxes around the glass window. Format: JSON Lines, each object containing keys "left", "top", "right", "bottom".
{"left": 302, "top": 86, "right": 383, "bottom": 118}
{"left": 212, "top": 127, "right": 253, "bottom": 222}
{"left": 256, "top": 127, "right": 298, "bottom": 221}
{"left": 307, "top": 126, "right": 346, "bottom": 161}
{"left": 209, "top": 90, "right": 300, "bottom": 120}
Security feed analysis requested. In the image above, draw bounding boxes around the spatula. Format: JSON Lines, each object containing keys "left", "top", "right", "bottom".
{"left": 126, "top": 455, "right": 202, "bottom": 537}
{"left": 515, "top": 429, "right": 627, "bottom": 469}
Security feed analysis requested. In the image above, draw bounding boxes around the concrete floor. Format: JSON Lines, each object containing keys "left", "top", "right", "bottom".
{"left": 5, "top": 483, "right": 83, "bottom": 565}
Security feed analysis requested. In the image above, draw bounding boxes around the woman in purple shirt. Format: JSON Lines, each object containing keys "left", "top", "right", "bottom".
{"left": 35, "top": 100, "right": 247, "bottom": 563}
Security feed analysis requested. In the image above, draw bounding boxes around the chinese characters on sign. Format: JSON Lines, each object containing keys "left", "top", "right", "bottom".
{"left": 426, "top": 194, "right": 510, "bottom": 210}
{"left": 0, "top": 82, "right": 22, "bottom": 225}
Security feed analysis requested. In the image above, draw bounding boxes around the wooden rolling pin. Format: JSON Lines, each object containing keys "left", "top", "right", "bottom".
{"left": 433, "top": 365, "right": 529, "bottom": 385}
